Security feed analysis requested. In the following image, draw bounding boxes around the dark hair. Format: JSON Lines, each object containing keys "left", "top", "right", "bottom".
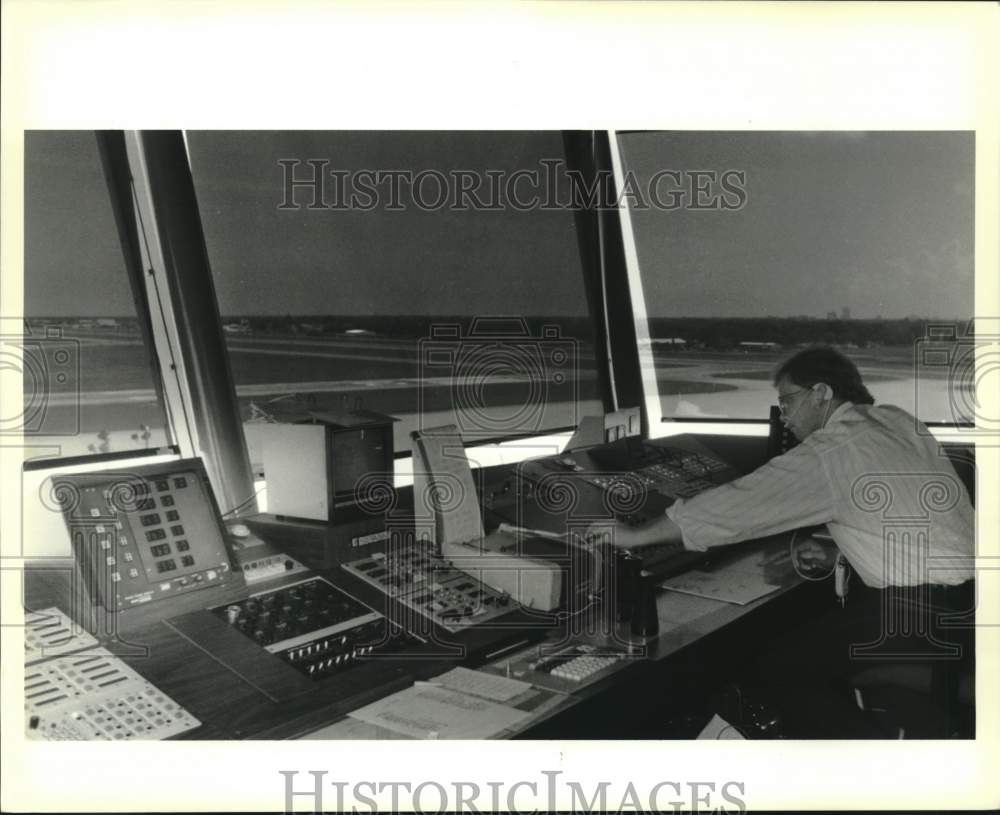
{"left": 773, "top": 345, "right": 875, "bottom": 405}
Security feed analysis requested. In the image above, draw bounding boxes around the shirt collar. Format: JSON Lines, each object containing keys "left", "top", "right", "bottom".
{"left": 825, "top": 401, "right": 854, "bottom": 425}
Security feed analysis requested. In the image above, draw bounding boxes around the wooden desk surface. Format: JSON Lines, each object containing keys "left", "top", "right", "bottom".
{"left": 22, "top": 532, "right": 815, "bottom": 741}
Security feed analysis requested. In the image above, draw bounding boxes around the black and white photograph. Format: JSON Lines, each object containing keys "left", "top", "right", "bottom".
{"left": 2, "top": 3, "right": 998, "bottom": 814}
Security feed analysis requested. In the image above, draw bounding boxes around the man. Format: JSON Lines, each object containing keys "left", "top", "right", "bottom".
{"left": 603, "top": 346, "right": 975, "bottom": 737}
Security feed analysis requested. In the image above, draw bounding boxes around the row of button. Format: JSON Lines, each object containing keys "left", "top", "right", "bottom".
{"left": 549, "top": 654, "right": 621, "bottom": 682}
{"left": 303, "top": 647, "right": 375, "bottom": 674}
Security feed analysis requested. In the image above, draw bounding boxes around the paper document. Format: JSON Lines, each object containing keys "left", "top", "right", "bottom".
{"left": 431, "top": 666, "right": 534, "bottom": 703}
{"left": 659, "top": 565, "right": 780, "bottom": 606}
{"left": 348, "top": 683, "right": 530, "bottom": 739}
{"left": 411, "top": 426, "right": 484, "bottom": 546}
{"left": 300, "top": 716, "right": 409, "bottom": 740}
{"left": 497, "top": 523, "right": 569, "bottom": 541}
{"left": 697, "top": 714, "right": 745, "bottom": 740}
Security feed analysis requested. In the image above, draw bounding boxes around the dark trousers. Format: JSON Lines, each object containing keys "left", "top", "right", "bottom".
{"left": 743, "top": 580, "right": 975, "bottom": 738}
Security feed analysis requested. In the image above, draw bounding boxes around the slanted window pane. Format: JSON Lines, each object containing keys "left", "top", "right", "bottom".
{"left": 617, "top": 131, "right": 974, "bottom": 424}
{"left": 20, "top": 131, "right": 171, "bottom": 459}
{"left": 186, "top": 131, "right": 603, "bottom": 471}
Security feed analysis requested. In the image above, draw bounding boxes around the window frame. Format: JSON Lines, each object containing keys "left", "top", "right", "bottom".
{"left": 179, "top": 129, "right": 617, "bottom": 480}
{"left": 17, "top": 131, "right": 192, "bottom": 475}
{"left": 606, "top": 129, "right": 975, "bottom": 440}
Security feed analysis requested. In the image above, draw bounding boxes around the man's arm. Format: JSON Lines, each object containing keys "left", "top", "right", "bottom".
{"left": 592, "top": 441, "right": 837, "bottom": 554}
{"left": 588, "top": 513, "right": 684, "bottom": 552}
{"left": 668, "top": 442, "right": 836, "bottom": 550}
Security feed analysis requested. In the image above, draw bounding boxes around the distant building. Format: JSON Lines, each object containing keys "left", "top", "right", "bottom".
{"left": 841, "top": 306, "right": 851, "bottom": 320}
{"left": 650, "top": 337, "right": 687, "bottom": 347}
{"left": 738, "top": 341, "right": 780, "bottom": 351}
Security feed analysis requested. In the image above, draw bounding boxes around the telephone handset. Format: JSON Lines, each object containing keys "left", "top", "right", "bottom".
{"left": 766, "top": 405, "right": 799, "bottom": 460}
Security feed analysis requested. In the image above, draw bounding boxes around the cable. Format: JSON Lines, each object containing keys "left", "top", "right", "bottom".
{"left": 220, "top": 485, "right": 267, "bottom": 520}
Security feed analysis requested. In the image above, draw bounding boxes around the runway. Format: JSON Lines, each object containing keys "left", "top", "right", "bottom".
{"left": 14, "top": 329, "right": 961, "bottom": 460}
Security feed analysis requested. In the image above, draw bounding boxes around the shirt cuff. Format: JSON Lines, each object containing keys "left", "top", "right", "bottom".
{"left": 665, "top": 500, "right": 706, "bottom": 552}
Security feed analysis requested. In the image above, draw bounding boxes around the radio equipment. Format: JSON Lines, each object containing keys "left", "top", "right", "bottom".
{"left": 259, "top": 410, "right": 397, "bottom": 524}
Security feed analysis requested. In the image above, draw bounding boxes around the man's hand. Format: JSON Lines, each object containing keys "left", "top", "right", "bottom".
{"left": 585, "top": 514, "right": 685, "bottom": 552}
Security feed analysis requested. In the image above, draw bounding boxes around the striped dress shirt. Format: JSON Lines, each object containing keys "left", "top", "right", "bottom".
{"left": 666, "top": 402, "right": 974, "bottom": 588}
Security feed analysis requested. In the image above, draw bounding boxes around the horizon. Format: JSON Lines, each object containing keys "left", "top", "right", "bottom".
{"left": 23, "top": 313, "right": 972, "bottom": 322}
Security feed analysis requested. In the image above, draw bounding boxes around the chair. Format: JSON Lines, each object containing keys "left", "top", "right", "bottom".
{"left": 851, "top": 660, "right": 974, "bottom": 738}
{"left": 849, "top": 586, "right": 975, "bottom": 739}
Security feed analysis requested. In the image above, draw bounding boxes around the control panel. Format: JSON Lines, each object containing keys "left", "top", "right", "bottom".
{"left": 582, "top": 449, "right": 731, "bottom": 501}
{"left": 24, "top": 608, "right": 200, "bottom": 741}
{"left": 520, "top": 440, "right": 737, "bottom": 509}
{"left": 529, "top": 645, "right": 624, "bottom": 684}
{"left": 56, "top": 465, "right": 237, "bottom": 612}
{"left": 227, "top": 522, "right": 309, "bottom": 585}
{"left": 211, "top": 577, "right": 422, "bottom": 681}
{"left": 481, "top": 436, "right": 742, "bottom": 588}
{"left": 24, "top": 607, "right": 98, "bottom": 662}
{"left": 484, "top": 640, "right": 635, "bottom": 693}
{"left": 342, "top": 543, "right": 515, "bottom": 632}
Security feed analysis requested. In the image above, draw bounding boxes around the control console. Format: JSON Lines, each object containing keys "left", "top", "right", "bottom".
{"left": 343, "top": 543, "right": 515, "bottom": 632}
{"left": 211, "top": 576, "right": 422, "bottom": 681}
{"left": 24, "top": 607, "right": 201, "bottom": 741}
{"left": 54, "top": 463, "right": 238, "bottom": 614}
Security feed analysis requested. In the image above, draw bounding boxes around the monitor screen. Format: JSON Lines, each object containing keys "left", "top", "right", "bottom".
{"left": 331, "top": 426, "right": 392, "bottom": 498}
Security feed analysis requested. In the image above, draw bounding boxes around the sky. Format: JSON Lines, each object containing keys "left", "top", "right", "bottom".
{"left": 621, "top": 131, "right": 974, "bottom": 320}
{"left": 24, "top": 130, "right": 973, "bottom": 320}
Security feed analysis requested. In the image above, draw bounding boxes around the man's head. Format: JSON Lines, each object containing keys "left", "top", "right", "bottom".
{"left": 773, "top": 346, "right": 874, "bottom": 440}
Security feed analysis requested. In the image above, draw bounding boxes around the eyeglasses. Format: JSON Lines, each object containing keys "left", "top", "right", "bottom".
{"left": 777, "top": 387, "right": 808, "bottom": 417}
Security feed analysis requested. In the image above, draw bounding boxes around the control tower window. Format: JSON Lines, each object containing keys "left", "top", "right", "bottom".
{"left": 616, "top": 131, "right": 974, "bottom": 426}
{"left": 185, "top": 131, "right": 603, "bottom": 475}
{"left": 22, "top": 131, "right": 172, "bottom": 460}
